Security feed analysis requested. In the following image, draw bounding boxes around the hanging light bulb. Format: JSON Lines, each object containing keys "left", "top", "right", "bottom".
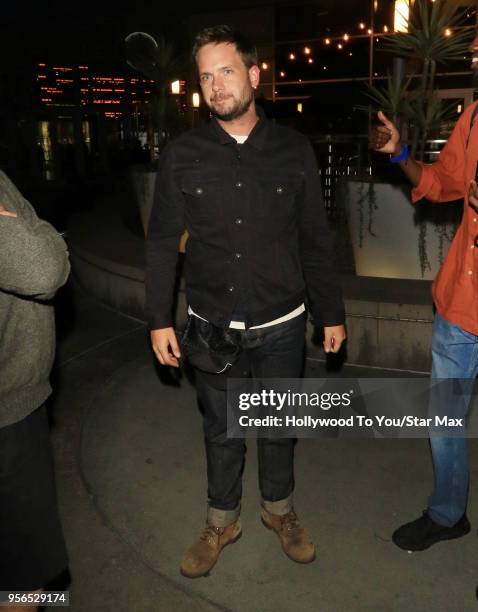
{"left": 261, "top": 62, "right": 269, "bottom": 70}
{"left": 359, "top": 23, "right": 365, "bottom": 30}
{"left": 383, "top": 25, "right": 389, "bottom": 32}
{"left": 308, "top": 58, "right": 313, "bottom": 64}
{"left": 445, "top": 28, "right": 452, "bottom": 37}
{"left": 325, "top": 38, "right": 331, "bottom": 45}
{"left": 343, "top": 34, "right": 349, "bottom": 41}
{"left": 280, "top": 71, "right": 285, "bottom": 77}
{"left": 367, "top": 28, "right": 373, "bottom": 34}
{"left": 337, "top": 43, "right": 343, "bottom": 50}
{"left": 304, "top": 46, "right": 311, "bottom": 54}
{"left": 289, "top": 52, "right": 296, "bottom": 60}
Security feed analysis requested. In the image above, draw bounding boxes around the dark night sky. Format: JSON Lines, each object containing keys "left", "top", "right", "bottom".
{"left": 2, "top": 0, "right": 379, "bottom": 66}
{"left": 0, "top": 1, "right": 473, "bottom": 147}
{"left": 2, "top": 0, "right": 470, "bottom": 123}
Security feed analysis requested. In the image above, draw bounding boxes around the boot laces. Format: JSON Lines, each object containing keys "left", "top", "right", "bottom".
{"left": 200, "top": 524, "right": 223, "bottom": 545}
{"left": 281, "top": 511, "right": 300, "bottom": 532}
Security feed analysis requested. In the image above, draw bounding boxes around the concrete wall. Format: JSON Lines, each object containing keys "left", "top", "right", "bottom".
{"left": 71, "top": 240, "right": 433, "bottom": 373}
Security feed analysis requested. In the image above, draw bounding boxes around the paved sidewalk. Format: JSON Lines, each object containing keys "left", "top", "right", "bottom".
{"left": 47, "top": 284, "right": 221, "bottom": 612}
{"left": 46, "top": 283, "right": 478, "bottom": 611}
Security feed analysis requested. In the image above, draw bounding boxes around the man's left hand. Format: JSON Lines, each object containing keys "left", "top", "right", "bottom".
{"left": 0, "top": 203, "right": 17, "bottom": 218}
{"left": 323, "top": 325, "right": 346, "bottom": 353}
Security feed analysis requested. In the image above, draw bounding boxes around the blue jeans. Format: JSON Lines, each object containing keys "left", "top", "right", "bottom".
{"left": 428, "top": 312, "right": 478, "bottom": 526}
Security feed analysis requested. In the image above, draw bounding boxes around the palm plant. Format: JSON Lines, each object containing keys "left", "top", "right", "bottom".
{"left": 363, "top": 72, "right": 413, "bottom": 125}
{"left": 125, "top": 32, "right": 186, "bottom": 155}
{"left": 378, "top": 0, "right": 473, "bottom": 160}
{"left": 361, "top": 0, "right": 473, "bottom": 276}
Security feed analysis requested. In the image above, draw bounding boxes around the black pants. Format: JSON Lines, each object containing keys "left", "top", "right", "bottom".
{"left": 0, "top": 406, "right": 68, "bottom": 591}
{"left": 195, "top": 314, "right": 305, "bottom": 512}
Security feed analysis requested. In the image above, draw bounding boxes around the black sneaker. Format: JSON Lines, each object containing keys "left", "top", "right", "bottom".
{"left": 392, "top": 511, "right": 470, "bottom": 551}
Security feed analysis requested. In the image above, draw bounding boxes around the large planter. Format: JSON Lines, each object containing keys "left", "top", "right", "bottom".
{"left": 130, "top": 166, "right": 156, "bottom": 237}
{"left": 129, "top": 165, "right": 188, "bottom": 252}
{"left": 342, "top": 178, "right": 460, "bottom": 281}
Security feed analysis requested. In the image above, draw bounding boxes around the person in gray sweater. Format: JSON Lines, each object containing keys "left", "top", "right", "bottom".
{"left": 0, "top": 170, "right": 70, "bottom": 608}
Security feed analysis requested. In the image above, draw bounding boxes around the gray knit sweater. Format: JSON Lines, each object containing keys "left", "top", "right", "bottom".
{"left": 0, "top": 171, "right": 70, "bottom": 428}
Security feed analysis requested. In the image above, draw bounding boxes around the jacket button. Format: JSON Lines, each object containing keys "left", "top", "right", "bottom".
{"left": 235, "top": 217, "right": 243, "bottom": 225}
{"left": 195, "top": 187, "right": 203, "bottom": 195}
{"left": 228, "top": 285, "right": 235, "bottom": 292}
{"left": 235, "top": 252, "right": 242, "bottom": 260}
{"left": 276, "top": 186, "right": 284, "bottom": 194}
{"left": 235, "top": 181, "right": 243, "bottom": 189}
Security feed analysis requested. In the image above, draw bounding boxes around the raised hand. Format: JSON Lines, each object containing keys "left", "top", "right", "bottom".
{"left": 370, "top": 111, "right": 401, "bottom": 156}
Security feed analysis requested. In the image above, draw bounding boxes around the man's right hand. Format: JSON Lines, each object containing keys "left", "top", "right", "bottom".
{"left": 0, "top": 203, "right": 17, "bottom": 218}
{"left": 150, "top": 327, "right": 181, "bottom": 367}
{"left": 370, "top": 111, "right": 401, "bottom": 156}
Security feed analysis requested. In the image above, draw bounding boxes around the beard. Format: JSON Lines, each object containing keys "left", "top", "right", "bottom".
{"left": 209, "top": 86, "right": 254, "bottom": 121}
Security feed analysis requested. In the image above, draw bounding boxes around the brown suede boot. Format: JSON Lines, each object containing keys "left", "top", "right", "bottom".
{"left": 180, "top": 519, "right": 242, "bottom": 578}
{"left": 261, "top": 508, "right": 315, "bottom": 563}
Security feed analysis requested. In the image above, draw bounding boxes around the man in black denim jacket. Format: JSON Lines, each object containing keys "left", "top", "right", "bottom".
{"left": 145, "top": 25, "right": 346, "bottom": 578}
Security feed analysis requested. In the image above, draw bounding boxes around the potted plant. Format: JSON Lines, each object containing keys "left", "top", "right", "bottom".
{"left": 343, "top": 0, "right": 472, "bottom": 280}
{"left": 125, "top": 32, "right": 187, "bottom": 236}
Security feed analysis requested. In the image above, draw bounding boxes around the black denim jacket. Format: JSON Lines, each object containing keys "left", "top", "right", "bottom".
{"left": 145, "top": 109, "right": 345, "bottom": 330}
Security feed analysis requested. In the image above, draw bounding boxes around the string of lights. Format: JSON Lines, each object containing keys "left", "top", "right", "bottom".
{"left": 261, "top": 0, "right": 475, "bottom": 80}
{"left": 267, "top": 24, "right": 470, "bottom": 73}
{"left": 260, "top": 0, "right": 475, "bottom": 111}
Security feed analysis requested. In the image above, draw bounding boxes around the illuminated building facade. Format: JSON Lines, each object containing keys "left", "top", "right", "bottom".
{"left": 32, "top": 62, "right": 163, "bottom": 179}
{"left": 36, "top": 62, "right": 154, "bottom": 118}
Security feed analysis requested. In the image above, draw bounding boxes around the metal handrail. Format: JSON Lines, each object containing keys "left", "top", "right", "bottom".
{"left": 312, "top": 135, "right": 449, "bottom": 219}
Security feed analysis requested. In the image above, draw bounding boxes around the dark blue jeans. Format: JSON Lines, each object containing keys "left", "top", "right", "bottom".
{"left": 194, "top": 314, "right": 305, "bottom": 524}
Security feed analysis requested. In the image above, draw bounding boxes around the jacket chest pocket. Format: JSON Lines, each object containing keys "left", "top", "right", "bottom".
{"left": 253, "top": 176, "right": 302, "bottom": 233}
{"left": 181, "top": 177, "right": 222, "bottom": 227}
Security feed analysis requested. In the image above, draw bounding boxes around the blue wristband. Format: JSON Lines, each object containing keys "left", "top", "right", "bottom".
{"left": 390, "top": 145, "right": 409, "bottom": 163}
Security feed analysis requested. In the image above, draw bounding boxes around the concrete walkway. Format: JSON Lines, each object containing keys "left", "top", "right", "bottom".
{"left": 47, "top": 283, "right": 478, "bottom": 612}
{"left": 48, "top": 284, "right": 220, "bottom": 612}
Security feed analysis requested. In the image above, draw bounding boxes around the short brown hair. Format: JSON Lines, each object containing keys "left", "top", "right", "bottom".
{"left": 192, "top": 25, "right": 258, "bottom": 69}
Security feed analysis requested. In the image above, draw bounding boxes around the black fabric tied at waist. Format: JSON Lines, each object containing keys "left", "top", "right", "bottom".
{"left": 181, "top": 316, "right": 242, "bottom": 374}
